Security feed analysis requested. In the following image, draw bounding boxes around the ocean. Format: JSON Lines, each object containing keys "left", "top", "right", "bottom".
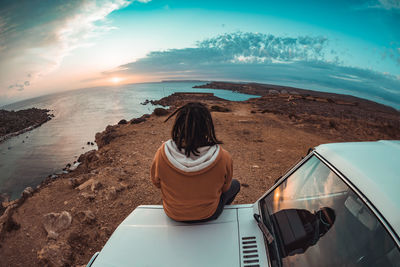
{"left": 0, "top": 82, "right": 258, "bottom": 200}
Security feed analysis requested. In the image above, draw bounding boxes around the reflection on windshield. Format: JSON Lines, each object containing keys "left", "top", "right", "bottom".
{"left": 261, "top": 156, "right": 400, "bottom": 267}
{"left": 272, "top": 207, "right": 335, "bottom": 258}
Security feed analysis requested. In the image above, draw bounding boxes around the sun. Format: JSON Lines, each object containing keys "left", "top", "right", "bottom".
{"left": 111, "top": 77, "right": 122, "bottom": 84}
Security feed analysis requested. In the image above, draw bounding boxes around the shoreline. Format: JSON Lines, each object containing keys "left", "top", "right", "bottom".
{"left": 194, "top": 81, "right": 399, "bottom": 112}
{"left": 0, "top": 118, "right": 53, "bottom": 144}
{"left": 194, "top": 81, "right": 400, "bottom": 112}
{"left": 0, "top": 83, "right": 399, "bottom": 266}
{"left": 0, "top": 108, "right": 53, "bottom": 144}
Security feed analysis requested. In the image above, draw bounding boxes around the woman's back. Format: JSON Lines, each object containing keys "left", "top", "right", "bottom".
{"left": 151, "top": 140, "right": 232, "bottom": 221}
{"left": 150, "top": 102, "right": 239, "bottom": 222}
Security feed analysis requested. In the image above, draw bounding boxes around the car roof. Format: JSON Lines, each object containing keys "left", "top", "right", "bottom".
{"left": 315, "top": 140, "right": 400, "bottom": 238}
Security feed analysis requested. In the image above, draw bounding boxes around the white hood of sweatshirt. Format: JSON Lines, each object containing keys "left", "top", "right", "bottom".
{"left": 164, "top": 139, "right": 220, "bottom": 172}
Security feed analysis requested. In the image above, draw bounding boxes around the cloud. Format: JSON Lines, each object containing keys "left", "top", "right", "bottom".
{"left": 110, "top": 32, "right": 332, "bottom": 75}
{"left": 8, "top": 81, "right": 29, "bottom": 91}
{"left": 109, "top": 32, "right": 400, "bottom": 108}
{"left": 360, "top": 0, "right": 400, "bottom": 10}
{"left": 7, "top": 77, "right": 31, "bottom": 91}
{"left": 0, "top": 0, "right": 149, "bottom": 94}
{"left": 382, "top": 44, "right": 400, "bottom": 65}
{"left": 377, "top": 0, "right": 400, "bottom": 9}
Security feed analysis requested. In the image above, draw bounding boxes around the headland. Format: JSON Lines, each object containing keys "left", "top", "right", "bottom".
{"left": 0, "top": 82, "right": 399, "bottom": 266}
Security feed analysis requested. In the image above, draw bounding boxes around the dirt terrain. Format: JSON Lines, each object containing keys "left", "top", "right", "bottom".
{"left": 0, "top": 83, "right": 399, "bottom": 266}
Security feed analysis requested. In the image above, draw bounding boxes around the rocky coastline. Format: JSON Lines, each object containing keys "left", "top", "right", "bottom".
{"left": 0, "top": 82, "right": 399, "bottom": 266}
{"left": 0, "top": 108, "right": 53, "bottom": 143}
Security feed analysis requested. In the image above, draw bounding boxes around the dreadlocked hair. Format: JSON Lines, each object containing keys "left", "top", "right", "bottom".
{"left": 164, "top": 102, "right": 222, "bottom": 157}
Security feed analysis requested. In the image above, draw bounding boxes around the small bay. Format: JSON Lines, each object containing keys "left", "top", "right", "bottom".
{"left": 0, "top": 82, "right": 258, "bottom": 199}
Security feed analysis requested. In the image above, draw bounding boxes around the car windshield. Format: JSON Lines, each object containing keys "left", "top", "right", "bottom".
{"left": 260, "top": 155, "right": 400, "bottom": 267}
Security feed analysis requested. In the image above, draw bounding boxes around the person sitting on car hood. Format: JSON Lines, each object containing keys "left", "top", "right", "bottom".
{"left": 150, "top": 102, "right": 240, "bottom": 222}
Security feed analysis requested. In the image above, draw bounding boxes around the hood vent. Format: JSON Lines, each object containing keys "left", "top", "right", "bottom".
{"left": 241, "top": 236, "right": 260, "bottom": 267}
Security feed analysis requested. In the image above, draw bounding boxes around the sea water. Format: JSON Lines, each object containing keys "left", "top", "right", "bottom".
{"left": 0, "top": 82, "right": 258, "bottom": 199}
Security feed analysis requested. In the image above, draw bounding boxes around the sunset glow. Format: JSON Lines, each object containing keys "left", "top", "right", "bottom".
{"left": 111, "top": 77, "right": 122, "bottom": 84}
{"left": 0, "top": 0, "right": 399, "bottom": 108}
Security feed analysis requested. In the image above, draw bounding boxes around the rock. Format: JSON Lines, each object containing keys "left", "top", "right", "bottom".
{"left": 42, "top": 211, "right": 72, "bottom": 239}
{"left": 91, "top": 180, "right": 102, "bottom": 192}
{"left": 153, "top": 108, "right": 169, "bottom": 116}
{"left": 118, "top": 119, "right": 128, "bottom": 125}
{"left": 76, "top": 210, "right": 96, "bottom": 224}
{"left": 67, "top": 232, "right": 90, "bottom": 256}
{"left": 77, "top": 178, "right": 95, "bottom": 191}
{"left": 0, "top": 193, "right": 9, "bottom": 206}
{"left": 95, "top": 125, "right": 121, "bottom": 148}
{"left": 0, "top": 204, "right": 20, "bottom": 235}
{"left": 77, "top": 150, "right": 98, "bottom": 167}
{"left": 68, "top": 178, "right": 80, "bottom": 188}
{"left": 80, "top": 192, "right": 95, "bottom": 200}
{"left": 210, "top": 105, "right": 231, "bottom": 112}
{"left": 87, "top": 141, "right": 90, "bottom": 145}
{"left": 106, "top": 186, "right": 117, "bottom": 200}
{"left": 68, "top": 162, "right": 80, "bottom": 171}
{"left": 241, "top": 183, "right": 250, "bottom": 188}
{"left": 268, "top": 89, "right": 279, "bottom": 94}
{"left": 37, "top": 242, "right": 72, "bottom": 267}
{"left": 280, "top": 89, "right": 288, "bottom": 94}
{"left": 141, "top": 99, "right": 150, "bottom": 105}
{"left": 116, "top": 183, "right": 128, "bottom": 192}
{"left": 142, "top": 114, "right": 151, "bottom": 119}
{"left": 130, "top": 117, "right": 146, "bottom": 124}
{"left": 90, "top": 142, "right": 94, "bottom": 145}
{"left": 0, "top": 202, "right": 6, "bottom": 217}
{"left": 21, "top": 187, "right": 34, "bottom": 199}
{"left": 47, "top": 231, "right": 58, "bottom": 240}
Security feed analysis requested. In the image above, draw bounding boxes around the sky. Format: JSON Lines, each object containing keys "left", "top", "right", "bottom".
{"left": 0, "top": 0, "right": 399, "bottom": 107}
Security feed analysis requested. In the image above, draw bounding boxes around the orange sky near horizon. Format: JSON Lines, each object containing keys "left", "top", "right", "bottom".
{"left": 1, "top": 0, "right": 399, "bottom": 108}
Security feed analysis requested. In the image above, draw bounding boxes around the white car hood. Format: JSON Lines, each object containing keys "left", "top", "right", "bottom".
{"left": 92, "top": 205, "right": 267, "bottom": 267}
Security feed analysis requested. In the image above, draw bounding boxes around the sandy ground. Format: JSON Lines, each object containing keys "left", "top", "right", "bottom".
{"left": 0, "top": 86, "right": 399, "bottom": 266}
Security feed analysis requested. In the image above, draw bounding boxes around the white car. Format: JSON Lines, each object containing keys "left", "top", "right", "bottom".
{"left": 87, "top": 140, "right": 400, "bottom": 267}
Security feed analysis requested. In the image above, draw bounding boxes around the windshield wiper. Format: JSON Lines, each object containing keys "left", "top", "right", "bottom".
{"left": 254, "top": 212, "right": 283, "bottom": 267}
{"left": 254, "top": 214, "right": 274, "bottom": 244}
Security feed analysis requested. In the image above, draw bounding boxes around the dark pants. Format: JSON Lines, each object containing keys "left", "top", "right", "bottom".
{"left": 182, "top": 179, "right": 241, "bottom": 223}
